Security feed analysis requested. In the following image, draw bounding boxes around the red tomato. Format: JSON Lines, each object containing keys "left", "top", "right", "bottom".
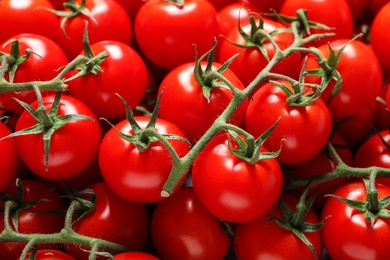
{"left": 48, "top": 0, "right": 67, "bottom": 9}
{"left": 0, "top": 34, "right": 69, "bottom": 115}
{"left": 134, "top": 0, "right": 220, "bottom": 70}
{"left": 0, "top": 0, "right": 59, "bottom": 44}
{"left": 369, "top": 0, "right": 390, "bottom": 15}
{"left": 234, "top": 194, "right": 323, "bottom": 260}
{"left": 304, "top": 39, "right": 382, "bottom": 119}
{"left": 19, "top": 249, "right": 75, "bottom": 260}
{"left": 191, "top": 132, "right": 283, "bottom": 223}
{"left": 0, "top": 180, "right": 66, "bottom": 260}
{"left": 112, "top": 0, "right": 145, "bottom": 23}
{"left": 280, "top": 0, "right": 354, "bottom": 47}
{"left": 345, "top": 0, "right": 370, "bottom": 20}
{"left": 114, "top": 252, "right": 160, "bottom": 260}
{"left": 67, "top": 40, "right": 148, "bottom": 119}
{"left": 157, "top": 61, "right": 248, "bottom": 144}
{"left": 65, "top": 182, "right": 149, "bottom": 259}
{"left": 321, "top": 181, "right": 390, "bottom": 259}
{"left": 245, "top": 80, "right": 332, "bottom": 164}
{"left": 218, "top": 17, "right": 301, "bottom": 87}
{"left": 376, "top": 83, "right": 390, "bottom": 130}
{"left": 353, "top": 129, "right": 390, "bottom": 187}
{"left": 99, "top": 116, "right": 191, "bottom": 203}
{"left": 14, "top": 94, "right": 102, "bottom": 180}
{"left": 54, "top": 0, "right": 132, "bottom": 61}
{"left": 0, "top": 121, "right": 18, "bottom": 193}
{"left": 242, "top": 0, "right": 285, "bottom": 12}
{"left": 151, "top": 187, "right": 232, "bottom": 259}
{"left": 207, "top": 0, "right": 237, "bottom": 10}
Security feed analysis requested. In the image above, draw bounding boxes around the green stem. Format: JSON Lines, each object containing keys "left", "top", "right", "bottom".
{"left": 367, "top": 169, "right": 380, "bottom": 214}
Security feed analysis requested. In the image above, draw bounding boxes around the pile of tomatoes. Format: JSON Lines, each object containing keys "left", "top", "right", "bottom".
{"left": 1, "top": 0, "right": 390, "bottom": 259}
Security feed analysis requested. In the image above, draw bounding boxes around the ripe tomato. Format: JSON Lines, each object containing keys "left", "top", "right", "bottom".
{"left": 0, "top": 33, "right": 69, "bottom": 115}
{"left": 245, "top": 80, "right": 332, "bottom": 164}
{"left": 0, "top": 0, "right": 59, "bottom": 44}
{"left": 304, "top": 39, "right": 382, "bottom": 119}
{"left": 234, "top": 194, "right": 323, "bottom": 260}
{"left": 151, "top": 187, "right": 232, "bottom": 260}
{"left": 242, "top": 0, "right": 285, "bottom": 12}
{"left": 157, "top": 61, "right": 248, "bottom": 144}
{"left": 218, "top": 17, "right": 301, "bottom": 87}
{"left": 369, "top": 0, "right": 390, "bottom": 15}
{"left": 321, "top": 181, "right": 390, "bottom": 259}
{"left": 134, "top": 0, "right": 220, "bottom": 70}
{"left": 0, "top": 121, "right": 18, "bottom": 193}
{"left": 114, "top": 252, "right": 160, "bottom": 260}
{"left": 376, "top": 83, "right": 390, "bottom": 131}
{"left": 65, "top": 182, "right": 149, "bottom": 259}
{"left": 19, "top": 249, "right": 75, "bottom": 260}
{"left": 67, "top": 40, "right": 148, "bottom": 119}
{"left": 0, "top": 180, "right": 66, "bottom": 260}
{"left": 54, "top": 0, "right": 132, "bottom": 60}
{"left": 14, "top": 94, "right": 102, "bottom": 180}
{"left": 207, "top": 0, "right": 236, "bottom": 10}
{"left": 280, "top": 0, "right": 354, "bottom": 47}
{"left": 344, "top": 0, "right": 370, "bottom": 20}
{"left": 99, "top": 116, "right": 191, "bottom": 203}
{"left": 191, "top": 132, "right": 283, "bottom": 223}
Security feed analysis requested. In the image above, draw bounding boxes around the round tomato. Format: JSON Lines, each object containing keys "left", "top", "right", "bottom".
{"left": 67, "top": 40, "right": 148, "bottom": 119}
{"left": 0, "top": 0, "right": 59, "bottom": 44}
{"left": 134, "top": 0, "right": 220, "bottom": 70}
{"left": 151, "top": 187, "right": 232, "bottom": 260}
{"left": 344, "top": 0, "right": 370, "bottom": 20}
{"left": 0, "top": 33, "right": 69, "bottom": 115}
{"left": 376, "top": 83, "right": 390, "bottom": 131}
{"left": 280, "top": 0, "right": 354, "bottom": 47}
{"left": 14, "top": 94, "right": 102, "bottom": 180}
{"left": 99, "top": 116, "right": 191, "bottom": 203}
{"left": 0, "top": 121, "right": 18, "bottom": 193}
{"left": 157, "top": 61, "right": 248, "bottom": 144}
{"left": 19, "top": 249, "right": 75, "bottom": 260}
{"left": 65, "top": 182, "right": 149, "bottom": 259}
{"left": 191, "top": 132, "right": 283, "bottom": 223}
{"left": 242, "top": 0, "right": 285, "bottom": 12}
{"left": 245, "top": 80, "right": 332, "bottom": 164}
{"left": 234, "top": 194, "right": 323, "bottom": 260}
{"left": 54, "top": 0, "right": 132, "bottom": 60}
{"left": 0, "top": 180, "right": 66, "bottom": 260}
{"left": 304, "top": 39, "right": 382, "bottom": 119}
{"left": 321, "top": 181, "right": 390, "bottom": 259}
{"left": 114, "top": 252, "right": 160, "bottom": 260}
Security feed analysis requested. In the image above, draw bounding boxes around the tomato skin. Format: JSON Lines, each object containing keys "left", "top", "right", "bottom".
{"left": 54, "top": 0, "right": 132, "bottom": 60}
{"left": 158, "top": 61, "right": 248, "bottom": 144}
{"left": 234, "top": 194, "right": 323, "bottom": 260}
{"left": 0, "top": 33, "right": 69, "bottom": 115}
{"left": 99, "top": 116, "right": 191, "bottom": 203}
{"left": 242, "top": 0, "right": 285, "bottom": 12}
{"left": 0, "top": 0, "right": 59, "bottom": 44}
{"left": 65, "top": 182, "right": 149, "bottom": 259}
{"left": 14, "top": 94, "right": 102, "bottom": 180}
{"left": 192, "top": 133, "right": 283, "bottom": 223}
{"left": 114, "top": 252, "right": 160, "bottom": 260}
{"left": 151, "top": 187, "right": 232, "bottom": 260}
{"left": 321, "top": 181, "right": 390, "bottom": 260}
{"left": 305, "top": 39, "right": 382, "bottom": 119}
{"left": 67, "top": 40, "right": 148, "bottom": 119}
{"left": 280, "top": 0, "right": 354, "bottom": 47}
{"left": 345, "top": 0, "right": 370, "bottom": 20}
{"left": 19, "top": 249, "right": 75, "bottom": 260}
{"left": 245, "top": 80, "right": 332, "bottom": 164}
{"left": 0, "top": 121, "right": 18, "bottom": 193}
{"left": 0, "top": 180, "right": 66, "bottom": 260}
{"left": 134, "top": 0, "right": 220, "bottom": 70}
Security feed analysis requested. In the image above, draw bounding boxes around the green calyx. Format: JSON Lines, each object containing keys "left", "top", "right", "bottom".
{"left": 165, "top": 0, "right": 185, "bottom": 7}
{"left": 0, "top": 85, "right": 93, "bottom": 172}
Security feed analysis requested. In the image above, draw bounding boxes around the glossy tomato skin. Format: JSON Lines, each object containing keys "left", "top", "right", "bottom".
{"left": 370, "top": 2, "right": 390, "bottom": 71}
{"left": 0, "top": 180, "right": 66, "bottom": 260}
{"left": 134, "top": 0, "right": 220, "bottom": 70}
{"left": 245, "top": 80, "right": 332, "bottom": 164}
{"left": 280, "top": 0, "right": 354, "bottom": 47}
{"left": 65, "top": 182, "right": 149, "bottom": 259}
{"left": 0, "top": 0, "right": 59, "bottom": 44}
{"left": 99, "top": 116, "right": 191, "bottom": 203}
{"left": 19, "top": 249, "right": 75, "bottom": 260}
{"left": 218, "top": 18, "right": 301, "bottom": 87}
{"left": 54, "top": 0, "right": 132, "bottom": 60}
{"left": 114, "top": 252, "right": 160, "bottom": 260}
{"left": 192, "top": 133, "right": 283, "bottom": 223}
{"left": 304, "top": 39, "right": 382, "bottom": 119}
{"left": 151, "top": 187, "right": 232, "bottom": 260}
{"left": 0, "top": 121, "right": 19, "bottom": 193}
{"left": 321, "top": 181, "right": 390, "bottom": 260}
{"left": 0, "top": 33, "right": 69, "bottom": 115}
{"left": 67, "top": 40, "right": 148, "bottom": 119}
{"left": 14, "top": 94, "right": 102, "bottom": 180}
{"left": 158, "top": 62, "right": 248, "bottom": 144}
{"left": 234, "top": 194, "right": 323, "bottom": 260}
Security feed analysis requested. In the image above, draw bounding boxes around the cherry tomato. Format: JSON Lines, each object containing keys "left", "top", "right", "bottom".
{"left": 192, "top": 132, "right": 283, "bottom": 223}
{"left": 19, "top": 249, "right": 75, "bottom": 260}
{"left": 134, "top": 0, "right": 220, "bottom": 70}
{"left": 151, "top": 187, "right": 232, "bottom": 259}
{"left": 242, "top": 0, "right": 285, "bottom": 12}
{"left": 345, "top": 0, "right": 370, "bottom": 20}
{"left": 375, "top": 83, "right": 390, "bottom": 131}
{"left": 114, "top": 252, "right": 160, "bottom": 260}
{"left": 0, "top": 121, "right": 18, "bottom": 193}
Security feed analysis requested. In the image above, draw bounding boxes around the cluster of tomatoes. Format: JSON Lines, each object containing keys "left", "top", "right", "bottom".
{"left": 0, "top": 0, "right": 390, "bottom": 259}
